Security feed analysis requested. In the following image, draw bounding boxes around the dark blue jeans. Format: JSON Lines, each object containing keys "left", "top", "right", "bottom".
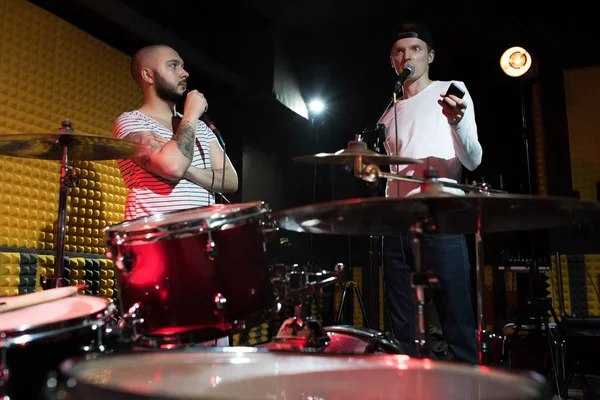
{"left": 382, "top": 234, "right": 478, "bottom": 364}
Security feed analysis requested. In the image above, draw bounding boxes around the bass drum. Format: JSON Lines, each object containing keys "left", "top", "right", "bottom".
{"left": 50, "top": 347, "right": 549, "bottom": 400}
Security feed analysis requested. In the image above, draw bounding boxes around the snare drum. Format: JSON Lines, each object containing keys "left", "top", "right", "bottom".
{"left": 104, "top": 202, "right": 277, "bottom": 345}
{"left": 0, "top": 294, "right": 114, "bottom": 399}
{"left": 52, "top": 347, "right": 548, "bottom": 399}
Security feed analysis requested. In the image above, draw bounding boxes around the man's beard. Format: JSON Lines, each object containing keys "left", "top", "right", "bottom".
{"left": 154, "top": 72, "right": 184, "bottom": 103}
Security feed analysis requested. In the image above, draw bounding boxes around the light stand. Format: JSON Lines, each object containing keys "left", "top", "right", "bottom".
{"left": 500, "top": 47, "right": 564, "bottom": 390}
{"left": 308, "top": 106, "right": 324, "bottom": 269}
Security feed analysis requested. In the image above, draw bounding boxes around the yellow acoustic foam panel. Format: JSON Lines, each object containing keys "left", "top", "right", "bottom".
{"left": 563, "top": 66, "right": 600, "bottom": 201}
{"left": 0, "top": 0, "right": 142, "bottom": 257}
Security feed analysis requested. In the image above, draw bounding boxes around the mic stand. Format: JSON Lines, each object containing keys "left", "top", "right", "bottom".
{"left": 309, "top": 117, "right": 321, "bottom": 268}
{"left": 393, "top": 82, "right": 402, "bottom": 198}
{"left": 206, "top": 118, "right": 227, "bottom": 204}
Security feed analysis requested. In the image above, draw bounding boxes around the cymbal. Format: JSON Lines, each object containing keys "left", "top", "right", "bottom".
{"left": 293, "top": 146, "right": 422, "bottom": 166}
{"left": 0, "top": 133, "right": 146, "bottom": 161}
{"left": 274, "top": 193, "right": 600, "bottom": 235}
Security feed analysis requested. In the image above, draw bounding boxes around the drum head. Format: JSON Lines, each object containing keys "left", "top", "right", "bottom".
{"left": 60, "top": 348, "right": 547, "bottom": 399}
{"left": 104, "top": 202, "right": 270, "bottom": 243}
{"left": 0, "top": 295, "right": 110, "bottom": 345}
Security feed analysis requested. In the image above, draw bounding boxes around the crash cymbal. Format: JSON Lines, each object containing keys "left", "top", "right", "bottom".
{"left": 293, "top": 141, "right": 422, "bottom": 166}
{"left": 274, "top": 193, "right": 600, "bottom": 235}
{"left": 0, "top": 133, "right": 146, "bottom": 161}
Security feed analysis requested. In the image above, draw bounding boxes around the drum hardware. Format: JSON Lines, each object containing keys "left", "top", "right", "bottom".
{"left": 273, "top": 170, "right": 600, "bottom": 364}
{"left": 116, "top": 302, "right": 144, "bottom": 344}
{"left": 0, "top": 123, "right": 148, "bottom": 290}
{"left": 205, "top": 231, "right": 217, "bottom": 261}
{"left": 357, "top": 161, "right": 506, "bottom": 194}
{"left": 262, "top": 264, "right": 344, "bottom": 351}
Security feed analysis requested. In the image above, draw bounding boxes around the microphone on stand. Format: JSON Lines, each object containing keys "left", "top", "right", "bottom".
{"left": 392, "top": 64, "right": 414, "bottom": 198}
{"left": 201, "top": 113, "right": 228, "bottom": 204}
{"left": 394, "top": 64, "right": 415, "bottom": 96}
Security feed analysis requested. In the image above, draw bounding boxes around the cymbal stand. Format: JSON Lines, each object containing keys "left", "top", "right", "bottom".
{"left": 474, "top": 202, "right": 488, "bottom": 365}
{"left": 40, "top": 120, "right": 80, "bottom": 290}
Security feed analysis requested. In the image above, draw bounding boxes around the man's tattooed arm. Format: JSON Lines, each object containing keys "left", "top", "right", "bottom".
{"left": 123, "top": 126, "right": 196, "bottom": 181}
{"left": 171, "top": 120, "right": 196, "bottom": 161}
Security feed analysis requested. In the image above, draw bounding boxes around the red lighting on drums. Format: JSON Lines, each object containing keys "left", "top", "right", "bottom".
{"left": 423, "top": 358, "right": 433, "bottom": 370}
{"left": 128, "top": 248, "right": 166, "bottom": 287}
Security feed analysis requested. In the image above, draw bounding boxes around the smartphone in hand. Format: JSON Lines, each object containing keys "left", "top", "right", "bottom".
{"left": 444, "top": 82, "right": 465, "bottom": 99}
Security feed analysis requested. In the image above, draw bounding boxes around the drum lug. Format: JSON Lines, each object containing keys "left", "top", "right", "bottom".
{"left": 118, "top": 302, "right": 144, "bottom": 342}
{"left": 261, "top": 219, "right": 278, "bottom": 242}
{"left": 214, "top": 293, "right": 227, "bottom": 315}
{"left": 206, "top": 231, "right": 217, "bottom": 261}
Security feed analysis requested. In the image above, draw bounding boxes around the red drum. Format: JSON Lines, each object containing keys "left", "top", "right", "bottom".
{"left": 104, "top": 202, "right": 277, "bottom": 345}
{"left": 51, "top": 347, "right": 548, "bottom": 399}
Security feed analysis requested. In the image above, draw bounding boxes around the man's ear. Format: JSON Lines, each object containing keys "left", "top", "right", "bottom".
{"left": 428, "top": 49, "right": 435, "bottom": 64}
{"left": 141, "top": 68, "right": 154, "bottom": 84}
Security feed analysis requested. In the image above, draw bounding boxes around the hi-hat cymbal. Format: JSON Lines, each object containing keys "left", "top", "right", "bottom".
{"left": 293, "top": 142, "right": 422, "bottom": 166}
{"left": 0, "top": 133, "right": 146, "bottom": 161}
{"left": 274, "top": 193, "right": 600, "bottom": 235}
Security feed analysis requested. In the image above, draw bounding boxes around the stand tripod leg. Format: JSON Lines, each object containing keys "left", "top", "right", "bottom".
{"left": 410, "top": 221, "right": 431, "bottom": 358}
{"left": 475, "top": 231, "right": 488, "bottom": 365}
{"left": 542, "top": 310, "right": 563, "bottom": 395}
{"left": 353, "top": 284, "right": 371, "bottom": 329}
{"left": 336, "top": 284, "right": 348, "bottom": 324}
{"left": 336, "top": 282, "right": 371, "bottom": 328}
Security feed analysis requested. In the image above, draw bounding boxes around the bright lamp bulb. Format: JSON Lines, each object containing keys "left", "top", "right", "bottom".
{"left": 500, "top": 46, "right": 532, "bottom": 77}
{"left": 309, "top": 99, "right": 325, "bottom": 115}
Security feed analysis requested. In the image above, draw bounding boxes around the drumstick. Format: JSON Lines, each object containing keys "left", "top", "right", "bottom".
{"left": 0, "top": 285, "right": 87, "bottom": 313}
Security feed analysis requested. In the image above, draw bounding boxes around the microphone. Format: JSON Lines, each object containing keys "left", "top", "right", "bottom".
{"left": 394, "top": 65, "right": 415, "bottom": 94}
{"left": 200, "top": 113, "right": 228, "bottom": 204}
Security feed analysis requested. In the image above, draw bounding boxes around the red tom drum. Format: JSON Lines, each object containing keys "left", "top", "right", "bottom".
{"left": 105, "top": 202, "right": 277, "bottom": 345}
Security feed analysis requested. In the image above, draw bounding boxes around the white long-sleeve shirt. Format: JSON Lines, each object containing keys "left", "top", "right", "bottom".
{"left": 379, "top": 80, "right": 482, "bottom": 197}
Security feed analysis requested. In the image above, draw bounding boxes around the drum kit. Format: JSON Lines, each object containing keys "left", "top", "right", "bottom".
{"left": 1, "top": 122, "right": 600, "bottom": 399}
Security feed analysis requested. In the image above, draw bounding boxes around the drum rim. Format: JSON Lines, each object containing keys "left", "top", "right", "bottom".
{"left": 53, "top": 347, "right": 548, "bottom": 399}
{"left": 103, "top": 201, "right": 271, "bottom": 245}
{"left": 0, "top": 296, "right": 115, "bottom": 348}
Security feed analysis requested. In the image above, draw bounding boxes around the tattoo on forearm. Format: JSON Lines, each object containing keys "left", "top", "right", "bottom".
{"left": 172, "top": 120, "right": 196, "bottom": 161}
{"left": 126, "top": 131, "right": 166, "bottom": 169}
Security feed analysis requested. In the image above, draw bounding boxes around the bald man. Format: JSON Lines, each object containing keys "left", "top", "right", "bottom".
{"left": 112, "top": 44, "right": 238, "bottom": 221}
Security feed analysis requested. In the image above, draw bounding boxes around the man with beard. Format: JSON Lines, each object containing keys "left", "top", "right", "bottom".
{"left": 112, "top": 45, "right": 238, "bottom": 221}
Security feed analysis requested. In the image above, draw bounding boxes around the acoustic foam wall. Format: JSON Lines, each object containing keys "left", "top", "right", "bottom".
{"left": 0, "top": 0, "right": 142, "bottom": 300}
{"left": 563, "top": 66, "right": 600, "bottom": 201}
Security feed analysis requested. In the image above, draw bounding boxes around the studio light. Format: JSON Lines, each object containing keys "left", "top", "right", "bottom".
{"left": 308, "top": 99, "right": 325, "bottom": 115}
{"left": 500, "top": 46, "right": 532, "bottom": 78}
